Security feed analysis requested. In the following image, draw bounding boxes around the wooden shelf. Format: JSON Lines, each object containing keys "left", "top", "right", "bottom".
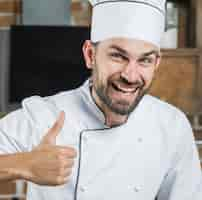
{"left": 0, "top": 0, "right": 21, "bottom": 14}
{"left": 161, "top": 48, "right": 201, "bottom": 56}
{"left": 168, "top": 0, "right": 202, "bottom": 48}
{"left": 150, "top": 48, "right": 202, "bottom": 115}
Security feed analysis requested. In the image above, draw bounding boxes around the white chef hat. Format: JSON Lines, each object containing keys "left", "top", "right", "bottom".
{"left": 89, "top": 0, "right": 166, "bottom": 48}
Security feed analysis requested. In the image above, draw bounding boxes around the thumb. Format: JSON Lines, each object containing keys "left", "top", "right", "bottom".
{"left": 40, "top": 111, "right": 65, "bottom": 145}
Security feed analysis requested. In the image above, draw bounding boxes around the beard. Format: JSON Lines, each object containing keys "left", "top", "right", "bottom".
{"left": 94, "top": 76, "right": 149, "bottom": 116}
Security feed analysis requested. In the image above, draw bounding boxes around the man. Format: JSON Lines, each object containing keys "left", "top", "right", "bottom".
{"left": 0, "top": 0, "right": 201, "bottom": 199}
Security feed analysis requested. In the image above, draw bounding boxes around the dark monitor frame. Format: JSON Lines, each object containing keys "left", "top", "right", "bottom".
{"left": 0, "top": 25, "right": 91, "bottom": 113}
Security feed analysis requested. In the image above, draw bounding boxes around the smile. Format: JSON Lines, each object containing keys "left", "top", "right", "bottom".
{"left": 112, "top": 83, "right": 138, "bottom": 93}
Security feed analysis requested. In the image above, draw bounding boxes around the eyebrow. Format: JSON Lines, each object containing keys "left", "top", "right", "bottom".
{"left": 109, "top": 45, "right": 160, "bottom": 58}
{"left": 143, "top": 50, "right": 160, "bottom": 57}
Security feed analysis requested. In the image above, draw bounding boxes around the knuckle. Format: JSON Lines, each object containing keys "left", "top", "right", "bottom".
{"left": 56, "top": 176, "right": 64, "bottom": 185}
{"left": 68, "top": 148, "right": 77, "bottom": 157}
{"left": 57, "top": 155, "right": 64, "bottom": 163}
{"left": 56, "top": 176, "right": 69, "bottom": 185}
{"left": 57, "top": 148, "right": 65, "bottom": 155}
{"left": 56, "top": 157, "right": 63, "bottom": 166}
{"left": 58, "top": 167, "right": 64, "bottom": 176}
{"left": 62, "top": 159, "right": 74, "bottom": 168}
{"left": 58, "top": 163, "right": 67, "bottom": 175}
{"left": 64, "top": 176, "right": 70, "bottom": 183}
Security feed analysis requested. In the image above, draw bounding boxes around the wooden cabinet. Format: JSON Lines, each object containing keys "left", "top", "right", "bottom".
{"left": 0, "top": 181, "right": 16, "bottom": 194}
{"left": 168, "top": 0, "right": 202, "bottom": 48}
{"left": 149, "top": 48, "right": 202, "bottom": 141}
{"left": 157, "top": 0, "right": 202, "bottom": 134}
{"left": 150, "top": 48, "right": 202, "bottom": 115}
{"left": 0, "top": 181, "right": 26, "bottom": 199}
{"left": 71, "top": 1, "right": 91, "bottom": 26}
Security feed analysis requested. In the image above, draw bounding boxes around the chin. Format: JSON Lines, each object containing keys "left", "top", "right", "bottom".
{"left": 113, "top": 89, "right": 147, "bottom": 114}
{"left": 109, "top": 100, "right": 138, "bottom": 115}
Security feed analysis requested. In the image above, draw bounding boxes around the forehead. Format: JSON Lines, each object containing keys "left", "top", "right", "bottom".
{"left": 97, "top": 37, "right": 160, "bottom": 56}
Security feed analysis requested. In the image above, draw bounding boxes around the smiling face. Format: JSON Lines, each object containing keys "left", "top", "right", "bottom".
{"left": 83, "top": 38, "right": 161, "bottom": 117}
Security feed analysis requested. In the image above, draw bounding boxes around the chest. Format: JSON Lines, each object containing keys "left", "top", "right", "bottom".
{"left": 29, "top": 118, "right": 170, "bottom": 200}
{"left": 73, "top": 124, "right": 168, "bottom": 200}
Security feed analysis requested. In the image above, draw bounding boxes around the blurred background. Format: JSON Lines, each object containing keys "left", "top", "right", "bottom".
{"left": 0, "top": 0, "right": 201, "bottom": 199}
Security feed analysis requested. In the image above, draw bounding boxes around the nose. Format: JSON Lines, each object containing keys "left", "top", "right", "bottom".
{"left": 120, "top": 60, "right": 141, "bottom": 83}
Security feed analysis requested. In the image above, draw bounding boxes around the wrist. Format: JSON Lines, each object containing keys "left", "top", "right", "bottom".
{"left": 8, "top": 152, "right": 33, "bottom": 181}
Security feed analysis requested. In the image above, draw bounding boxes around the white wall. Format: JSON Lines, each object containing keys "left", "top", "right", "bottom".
{"left": 22, "top": 0, "right": 71, "bottom": 25}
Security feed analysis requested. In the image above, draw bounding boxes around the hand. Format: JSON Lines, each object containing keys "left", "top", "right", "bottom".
{"left": 22, "top": 111, "right": 77, "bottom": 186}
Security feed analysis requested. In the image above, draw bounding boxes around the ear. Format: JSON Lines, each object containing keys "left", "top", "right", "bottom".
{"left": 82, "top": 40, "right": 96, "bottom": 70}
{"left": 154, "top": 52, "right": 161, "bottom": 71}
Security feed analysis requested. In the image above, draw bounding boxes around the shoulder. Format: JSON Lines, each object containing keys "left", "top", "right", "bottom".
{"left": 142, "top": 95, "right": 194, "bottom": 157}
{"left": 143, "top": 95, "right": 188, "bottom": 121}
{"left": 21, "top": 88, "right": 81, "bottom": 130}
{"left": 141, "top": 95, "right": 192, "bottom": 139}
{"left": 0, "top": 88, "right": 84, "bottom": 152}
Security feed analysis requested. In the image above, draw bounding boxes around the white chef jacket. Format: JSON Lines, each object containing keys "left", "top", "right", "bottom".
{"left": 0, "top": 80, "right": 201, "bottom": 200}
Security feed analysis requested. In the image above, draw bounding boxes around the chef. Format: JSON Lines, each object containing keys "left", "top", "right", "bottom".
{"left": 0, "top": 0, "right": 201, "bottom": 200}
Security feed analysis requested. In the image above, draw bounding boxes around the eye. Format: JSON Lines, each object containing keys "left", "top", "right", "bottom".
{"left": 138, "top": 57, "right": 155, "bottom": 66}
{"left": 109, "top": 52, "right": 128, "bottom": 61}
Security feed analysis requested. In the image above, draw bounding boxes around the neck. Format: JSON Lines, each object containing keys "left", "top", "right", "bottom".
{"left": 91, "top": 87, "right": 128, "bottom": 127}
{"left": 104, "top": 111, "right": 128, "bottom": 127}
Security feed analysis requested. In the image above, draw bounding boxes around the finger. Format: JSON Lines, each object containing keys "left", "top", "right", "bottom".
{"left": 56, "top": 176, "right": 70, "bottom": 186}
{"left": 57, "top": 157, "right": 75, "bottom": 168}
{"left": 56, "top": 146, "right": 77, "bottom": 158}
{"left": 50, "top": 111, "right": 65, "bottom": 134}
{"left": 64, "top": 159, "right": 75, "bottom": 168}
{"left": 63, "top": 168, "right": 73, "bottom": 177}
{"left": 42, "top": 111, "right": 65, "bottom": 145}
{"left": 58, "top": 168, "right": 73, "bottom": 180}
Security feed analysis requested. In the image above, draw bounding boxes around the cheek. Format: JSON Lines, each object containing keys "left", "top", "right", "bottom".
{"left": 107, "top": 59, "right": 126, "bottom": 74}
{"left": 91, "top": 65, "right": 110, "bottom": 88}
{"left": 93, "top": 61, "right": 120, "bottom": 83}
{"left": 98, "top": 53, "right": 124, "bottom": 72}
{"left": 141, "top": 68, "right": 156, "bottom": 86}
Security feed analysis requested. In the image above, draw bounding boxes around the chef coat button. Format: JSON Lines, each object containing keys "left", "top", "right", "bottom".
{"left": 133, "top": 186, "right": 142, "bottom": 192}
{"left": 80, "top": 186, "right": 87, "bottom": 192}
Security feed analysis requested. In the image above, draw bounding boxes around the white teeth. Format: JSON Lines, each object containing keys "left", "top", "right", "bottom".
{"left": 116, "top": 85, "right": 137, "bottom": 93}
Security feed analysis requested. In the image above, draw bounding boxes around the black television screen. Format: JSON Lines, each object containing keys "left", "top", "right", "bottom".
{"left": 9, "top": 25, "right": 91, "bottom": 103}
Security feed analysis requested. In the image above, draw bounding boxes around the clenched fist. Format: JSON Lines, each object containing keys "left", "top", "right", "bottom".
{"left": 22, "top": 111, "right": 77, "bottom": 186}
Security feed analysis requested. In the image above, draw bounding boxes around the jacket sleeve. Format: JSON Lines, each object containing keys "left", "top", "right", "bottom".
{"left": 0, "top": 109, "right": 34, "bottom": 153}
{"left": 0, "top": 96, "right": 60, "bottom": 154}
{"left": 157, "top": 113, "right": 202, "bottom": 200}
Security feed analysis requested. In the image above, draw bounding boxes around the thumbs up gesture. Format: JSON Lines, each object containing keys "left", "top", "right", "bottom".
{"left": 22, "top": 111, "right": 77, "bottom": 186}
